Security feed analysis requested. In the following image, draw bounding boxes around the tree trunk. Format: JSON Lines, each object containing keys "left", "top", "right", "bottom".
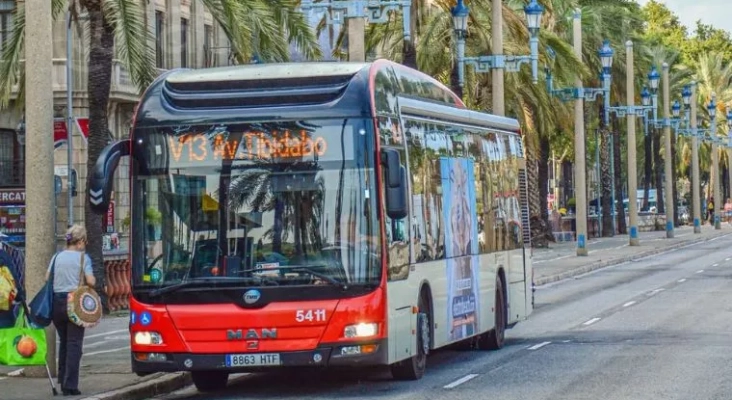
{"left": 538, "top": 135, "right": 554, "bottom": 243}
{"left": 643, "top": 124, "right": 652, "bottom": 211}
{"left": 450, "top": 63, "right": 462, "bottom": 100}
{"left": 653, "top": 126, "right": 664, "bottom": 214}
{"left": 612, "top": 113, "right": 627, "bottom": 234}
{"left": 600, "top": 129, "right": 612, "bottom": 236}
{"left": 537, "top": 135, "right": 555, "bottom": 242}
{"left": 84, "top": 7, "right": 115, "bottom": 314}
{"left": 671, "top": 135, "right": 679, "bottom": 226}
{"left": 562, "top": 161, "right": 572, "bottom": 209}
{"left": 402, "top": 39, "right": 417, "bottom": 70}
{"left": 402, "top": 0, "right": 418, "bottom": 69}
{"left": 520, "top": 101, "right": 550, "bottom": 248}
{"left": 599, "top": 104, "right": 613, "bottom": 237}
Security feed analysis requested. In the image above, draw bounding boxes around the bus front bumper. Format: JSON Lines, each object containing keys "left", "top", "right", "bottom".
{"left": 131, "top": 339, "right": 388, "bottom": 373}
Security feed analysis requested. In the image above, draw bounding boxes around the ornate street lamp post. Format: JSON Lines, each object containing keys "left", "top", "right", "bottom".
{"left": 545, "top": 33, "right": 612, "bottom": 251}
{"left": 451, "top": 0, "right": 544, "bottom": 91}
{"left": 300, "top": 0, "right": 411, "bottom": 62}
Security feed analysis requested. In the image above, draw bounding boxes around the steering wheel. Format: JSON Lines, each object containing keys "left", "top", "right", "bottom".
{"left": 148, "top": 254, "right": 163, "bottom": 271}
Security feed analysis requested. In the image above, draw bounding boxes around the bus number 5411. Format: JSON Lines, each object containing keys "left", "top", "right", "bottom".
{"left": 295, "top": 309, "right": 326, "bottom": 322}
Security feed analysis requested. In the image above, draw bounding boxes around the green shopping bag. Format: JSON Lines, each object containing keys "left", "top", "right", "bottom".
{"left": 0, "top": 308, "right": 47, "bottom": 366}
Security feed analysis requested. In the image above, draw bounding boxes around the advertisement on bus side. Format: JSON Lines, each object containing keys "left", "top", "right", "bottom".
{"left": 441, "top": 157, "right": 480, "bottom": 341}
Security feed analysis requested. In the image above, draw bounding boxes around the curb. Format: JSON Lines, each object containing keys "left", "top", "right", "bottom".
{"left": 534, "top": 232, "right": 732, "bottom": 287}
{"left": 79, "top": 372, "right": 192, "bottom": 400}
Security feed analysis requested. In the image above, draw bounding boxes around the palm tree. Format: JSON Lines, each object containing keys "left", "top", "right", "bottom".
{"left": 0, "top": 0, "right": 321, "bottom": 311}
{"left": 404, "top": 0, "right": 584, "bottom": 247}
{"left": 639, "top": 45, "right": 694, "bottom": 223}
{"left": 693, "top": 53, "right": 732, "bottom": 208}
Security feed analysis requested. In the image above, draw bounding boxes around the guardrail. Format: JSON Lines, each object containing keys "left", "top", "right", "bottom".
{"left": 103, "top": 250, "right": 130, "bottom": 311}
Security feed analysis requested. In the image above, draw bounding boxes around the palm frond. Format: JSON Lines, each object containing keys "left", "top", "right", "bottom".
{"left": 269, "top": 0, "right": 323, "bottom": 61}
{"left": 0, "top": 0, "right": 28, "bottom": 109}
{"left": 102, "top": 0, "right": 156, "bottom": 91}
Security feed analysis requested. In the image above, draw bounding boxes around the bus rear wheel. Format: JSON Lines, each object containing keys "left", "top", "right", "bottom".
{"left": 192, "top": 371, "right": 229, "bottom": 393}
{"left": 478, "top": 277, "right": 505, "bottom": 350}
{"left": 390, "top": 291, "right": 430, "bottom": 380}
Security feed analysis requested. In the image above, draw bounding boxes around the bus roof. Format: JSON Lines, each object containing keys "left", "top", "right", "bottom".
{"left": 133, "top": 60, "right": 470, "bottom": 128}
{"left": 165, "top": 62, "right": 370, "bottom": 85}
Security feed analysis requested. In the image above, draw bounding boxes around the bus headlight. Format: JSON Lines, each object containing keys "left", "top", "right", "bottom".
{"left": 344, "top": 323, "right": 378, "bottom": 338}
{"left": 134, "top": 331, "right": 164, "bottom": 345}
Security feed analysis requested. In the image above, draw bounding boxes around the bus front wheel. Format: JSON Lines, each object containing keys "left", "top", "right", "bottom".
{"left": 192, "top": 371, "right": 229, "bottom": 393}
{"left": 390, "top": 291, "right": 430, "bottom": 380}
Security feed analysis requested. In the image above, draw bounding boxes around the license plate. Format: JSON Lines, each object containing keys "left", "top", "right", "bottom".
{"left": 225, "top": 353, "right": 281, "bottom": 367}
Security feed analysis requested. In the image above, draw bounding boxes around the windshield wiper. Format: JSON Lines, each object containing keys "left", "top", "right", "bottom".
{"left": 242, "top": 264, "right": 348, "bottom": 290}
{"left": 148, "top": 277, "right": 273, "bottom": 298}
{"left": 292, "top": 267, "right": 348, "bottom": 290}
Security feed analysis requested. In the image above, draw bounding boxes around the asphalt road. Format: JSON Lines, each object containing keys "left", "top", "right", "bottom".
{"left": 152, "top": 234, "right": 732, "bottom": 400}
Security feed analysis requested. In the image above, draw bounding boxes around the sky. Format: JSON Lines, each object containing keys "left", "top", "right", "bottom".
{"left": 635, "top": 0, "right": 731, "bottom": 34}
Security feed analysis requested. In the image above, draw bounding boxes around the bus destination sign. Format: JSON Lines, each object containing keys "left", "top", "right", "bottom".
{"left": 168, "top": 130, "right": 328, "bottom": 163}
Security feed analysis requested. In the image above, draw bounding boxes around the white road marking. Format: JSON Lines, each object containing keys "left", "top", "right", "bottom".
{"left": 713, "top": 263, "right": 719, "bottom": 267}
{"left": 528, "top": 341, "right": 551, "bottom": 350}
{"left": 696, "top": 270, "right": 704, "bottom": 274}
{"left": 84, "top": 336, "right": 129, "bottom": 349}
{"left": 84, "top": 341, "right": 110, "bottom": 349}
{"left": 0, "top": 377, "right": 5, "bottom": 381}
{"left": 678, "top": 278, "right": 687, "bottom": 283}
{"left": 85, "top": 329, "right": 128, "bottom": 339}
{"left": 533, "top": 254, "right": 572, "bottom": 264}
{"left": 726, "top": 258, "right": 731, "bottom": 261}
{"left": 444, "top": 374, "right": 479, "bottom": 389}
{"left": 623, "top": 301, "right": 636, "bottom": 307}
{"left": 583, "top": 317, "right": 601, "bottom": 326}
{"left": 647, "top": 288, "right": 665, "bottom": 296}
{"left": 84, "top": 346, "right": 130, "bottom": 357}
{"left": 7, "top": 369, "right": 23, "bottom": 377}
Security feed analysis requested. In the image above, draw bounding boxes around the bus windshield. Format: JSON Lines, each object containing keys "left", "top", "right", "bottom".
{"left": 130, "top": 118, "right": 381, "bottom": 292}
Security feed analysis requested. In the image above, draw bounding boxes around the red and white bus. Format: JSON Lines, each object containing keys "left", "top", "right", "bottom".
{"left": 90, "top": 59, "right": 533, "bottom": 392}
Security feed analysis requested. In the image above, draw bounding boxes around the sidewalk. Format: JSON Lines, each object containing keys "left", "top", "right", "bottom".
{"left": 532, "top": 223, "right": 732, "bottom": 286}
{"left": 0, "top": 315, "right": 190, "bottom": 400}
{"left": 2, "top": 224, "right": 730, "bottom": 400}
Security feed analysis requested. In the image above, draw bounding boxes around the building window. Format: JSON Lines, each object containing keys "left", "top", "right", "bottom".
{"left": 0, "top": 10, "right": 11, "bottom": 51}
{"left": 155, "top": 11, "right": 165, "bottom": 68}
{"left": 180, "top": 18, "right": 188, "bottom": 68}
{"left": 203, "top": 25, "right": 213, "bottom": 68}
{"left": 0, "top": 130, "right": 18, "bottom": 186}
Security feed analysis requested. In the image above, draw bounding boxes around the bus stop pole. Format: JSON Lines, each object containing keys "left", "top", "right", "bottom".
{"left": 25, "top": 0, "right": 57, "bottom": 376}
{"left": 573, "top": 10, "right": 588, "bottom": 256}
{"left": 66, "top": 10, "right": 74, "bottom": 227}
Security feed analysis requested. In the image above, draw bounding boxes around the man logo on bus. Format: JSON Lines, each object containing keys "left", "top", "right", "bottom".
{"left": 243, "top": 289, "right": 261, "bottom": 304}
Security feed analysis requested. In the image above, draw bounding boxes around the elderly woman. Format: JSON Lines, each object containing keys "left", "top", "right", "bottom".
{"left": 44, "top": 224, "right": 95, "bottom": 396}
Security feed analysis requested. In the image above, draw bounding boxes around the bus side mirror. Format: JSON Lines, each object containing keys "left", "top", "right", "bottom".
{"left": 89, "top": 139, "right": 130, "bottom": 213}
{"left": 380, "top": 148, "right": 408, "bottom": 220}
